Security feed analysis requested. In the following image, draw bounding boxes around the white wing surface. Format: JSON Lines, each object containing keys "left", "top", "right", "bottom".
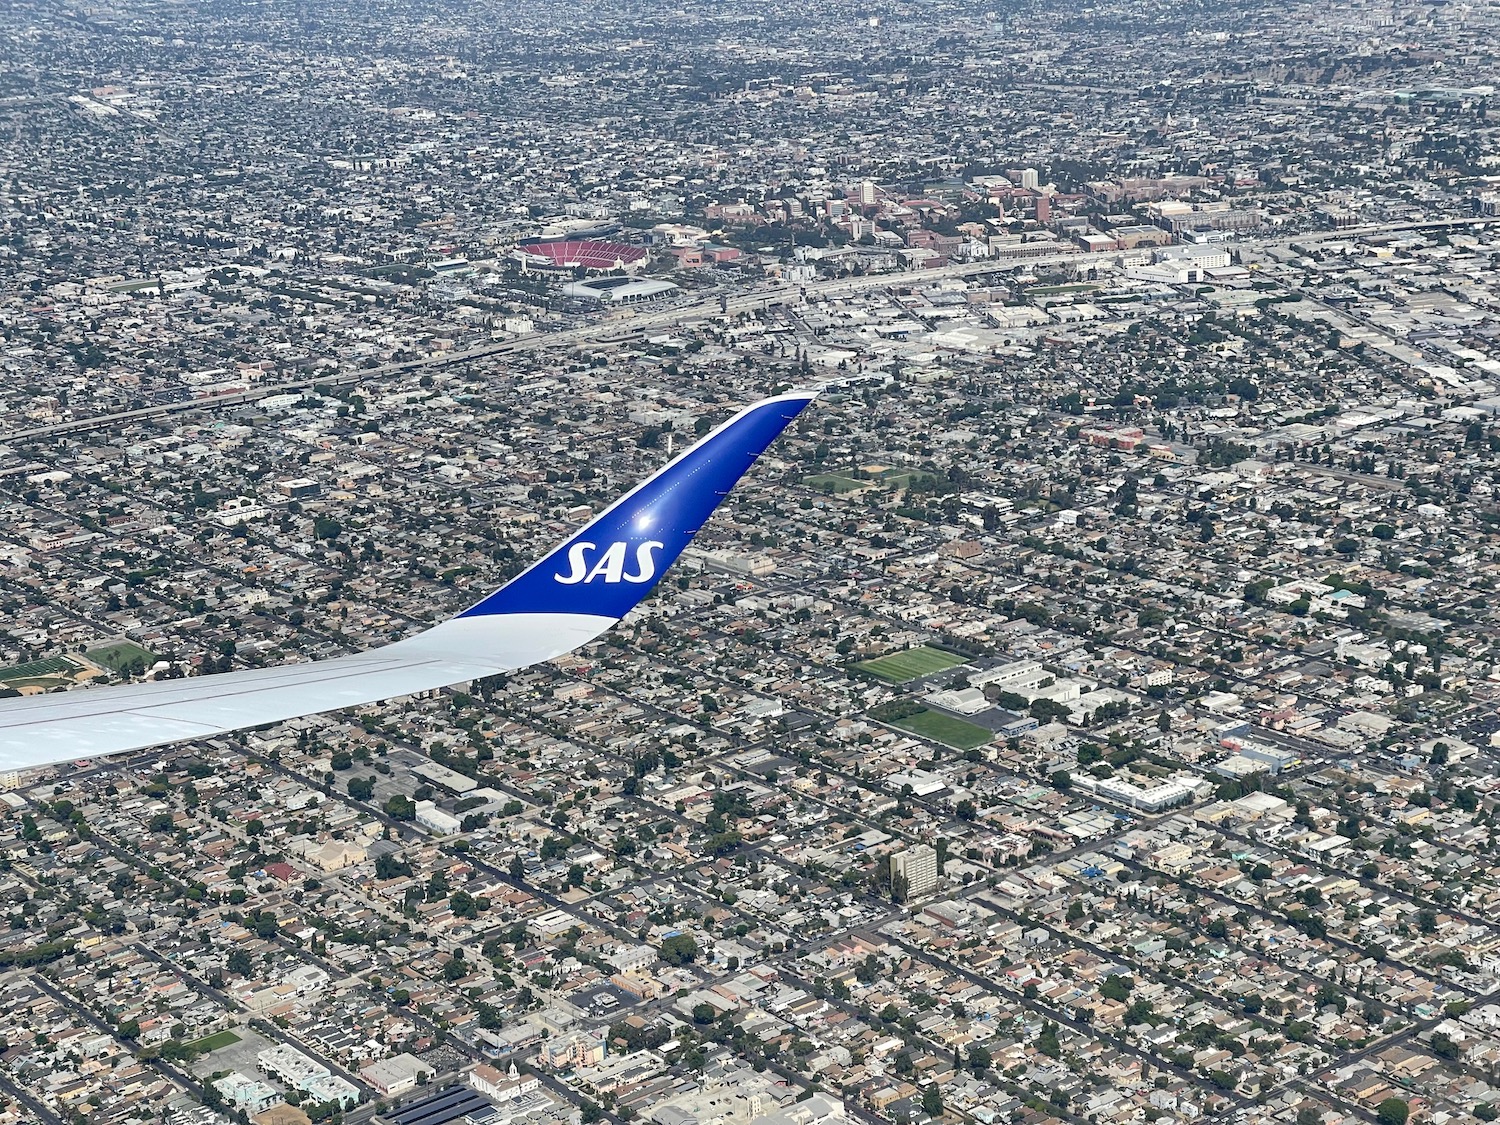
{"left": 0, "top": 392, "right": 817, "bottom": 771}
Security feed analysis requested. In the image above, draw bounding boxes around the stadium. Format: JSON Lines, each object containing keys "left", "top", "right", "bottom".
{"left": 561, "top": 276, "right": 679, "bottom": 305}
{"left": 515, "top": 238, "right": 649, "bottom": 273}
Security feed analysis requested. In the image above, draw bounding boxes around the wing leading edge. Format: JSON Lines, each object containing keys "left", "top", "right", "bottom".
{"left": 0, "top": 392, "right": 817, "bottom": 772}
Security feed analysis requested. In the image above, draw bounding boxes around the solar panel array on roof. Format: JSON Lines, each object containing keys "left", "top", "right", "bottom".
{"left": 582, "top": 275, "right": 637, "bottom": 291}
{"left": 389, "top": 1085, "right": 491, "bottom": 1125}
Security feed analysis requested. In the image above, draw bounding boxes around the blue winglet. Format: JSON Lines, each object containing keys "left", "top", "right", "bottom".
{"left": 460, "top": 392, "right": 816, "bottom": 621}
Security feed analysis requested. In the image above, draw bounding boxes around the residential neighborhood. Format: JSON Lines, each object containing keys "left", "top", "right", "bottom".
{"left": 3, "top": 1, "right": 1500, "bottom": 1124}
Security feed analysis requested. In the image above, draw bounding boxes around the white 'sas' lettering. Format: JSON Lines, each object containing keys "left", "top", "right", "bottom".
{"left": 555, "top": 541, "right": 665, "bottom": 585}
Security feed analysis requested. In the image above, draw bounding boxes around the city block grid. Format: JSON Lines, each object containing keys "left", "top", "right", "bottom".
{"left": 3, "top": 1, "right": 1500, "bottom": 1125}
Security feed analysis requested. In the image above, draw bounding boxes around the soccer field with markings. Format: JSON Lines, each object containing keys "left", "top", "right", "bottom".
{"left": 853, "top": 645, "right": 967, "bottom": 684}
{"left": 0, "top": 654, "right": 83, "bottom": 686}
{"left": 889, "top": 709, "right": 995, "bottom": 750}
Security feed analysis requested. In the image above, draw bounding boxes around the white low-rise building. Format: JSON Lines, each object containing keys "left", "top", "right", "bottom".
{"left": 416, "top": 800, "right": 462, "bottom": 835}
{"left": 470, "top": 1062, "right": 541, "bottom": 1101}
{"left": 360, "top": 1052, "right": 428, "bottom": 1096}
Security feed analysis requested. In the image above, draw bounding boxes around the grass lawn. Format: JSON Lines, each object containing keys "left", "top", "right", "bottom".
{"left": 85, "top": 641, "right": 156, "bottom": 674}
{"left": 804, "top": 472, "right": 867, "bottom": 494}
{"left": 186, "top": 1029, "right": 241, "bottom": 1053}
{"left": 854, "top": 645, "right": 967, "bottom": 684}
{"left": 889, "top": 709, "right": 995, "bottom": 751}
{"left": 0, "top": 655, "right": 82, "bottom": 684}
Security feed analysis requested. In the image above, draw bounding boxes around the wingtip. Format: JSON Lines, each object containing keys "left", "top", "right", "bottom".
{"left": 458, "top": 392, "right": 813, "bottom": 621}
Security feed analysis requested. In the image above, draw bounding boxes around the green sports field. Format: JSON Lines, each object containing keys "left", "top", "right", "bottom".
{"left": 0, "top": 655, "right": 83, "bottom": 685}
{"left": 889, "top": 709, "right": 994, "bottom": 751}
{"left": 85, "top": 641, "right": 156, "bottom": 674}
{"left": 853, "top": 645, "right": 967, "bottom": 684}
{"left": 185, "top": 1029, "right": 241, "bottom": 1053}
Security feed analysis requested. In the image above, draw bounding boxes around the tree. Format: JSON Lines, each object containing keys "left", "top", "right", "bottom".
{"left": 477, "top": 1003, "right": 504, "bottom": 1030}
{"left": 375, "top": 853, "right": 411, "bottom": 880}
{"left": 1430, "top": 1032, "right": 1460, "bottom": 1060}
{"left": 891, "top": 872, "right": 911, "bottom": 904}
{"left": 384, "top": 794, "right": 416, "bottom": 821}
{"left": 1031, "top": 699, "right": 1071, "bottom": 722}
{"left": 967, "top": 1044, "right": 991, "bottom": 1075}
{"left": 922, "top": 1083, "right": 943, "bottom": 1118}
{"left": 1037, "top": 1021, "right": 1062, "bottom": 1058}
{"left": 660, "top": 933, "right": 699, "bottom": 966}
{"left": 708, "top": 830, "right": 742, "bottom": 856}
{"left": 348, "top": 775, "right": 375, "bottom": 801}
{"left": 508, "top": 855, "right": 525, "bottom": 882}
{"left": 1376, "top": 1098, "right": 1409, "bottom": 1125}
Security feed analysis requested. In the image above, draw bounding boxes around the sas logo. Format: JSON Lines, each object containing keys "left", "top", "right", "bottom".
{"left": 555, "top": 541, "right": 665, "bottom": 585}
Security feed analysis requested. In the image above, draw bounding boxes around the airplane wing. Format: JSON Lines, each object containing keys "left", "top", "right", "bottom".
{"left": 0, "top": 391, "right": 817, "bottom": 772}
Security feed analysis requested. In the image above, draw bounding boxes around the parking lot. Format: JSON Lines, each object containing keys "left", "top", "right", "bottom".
{"left": 187, "top": 1024, "right": 279, "bottom": 1086}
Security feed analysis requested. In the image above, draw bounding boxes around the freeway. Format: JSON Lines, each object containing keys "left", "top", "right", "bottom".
{"left": 6, "top": 216, "right": 1495, "bottom": 445}
{"left": 0, "top": 253, "right": 1076, "bottom": 443}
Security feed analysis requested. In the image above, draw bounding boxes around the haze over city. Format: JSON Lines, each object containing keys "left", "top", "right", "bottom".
{"left": 2, "top": 2, "right": 1500, "bottom": 1125}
